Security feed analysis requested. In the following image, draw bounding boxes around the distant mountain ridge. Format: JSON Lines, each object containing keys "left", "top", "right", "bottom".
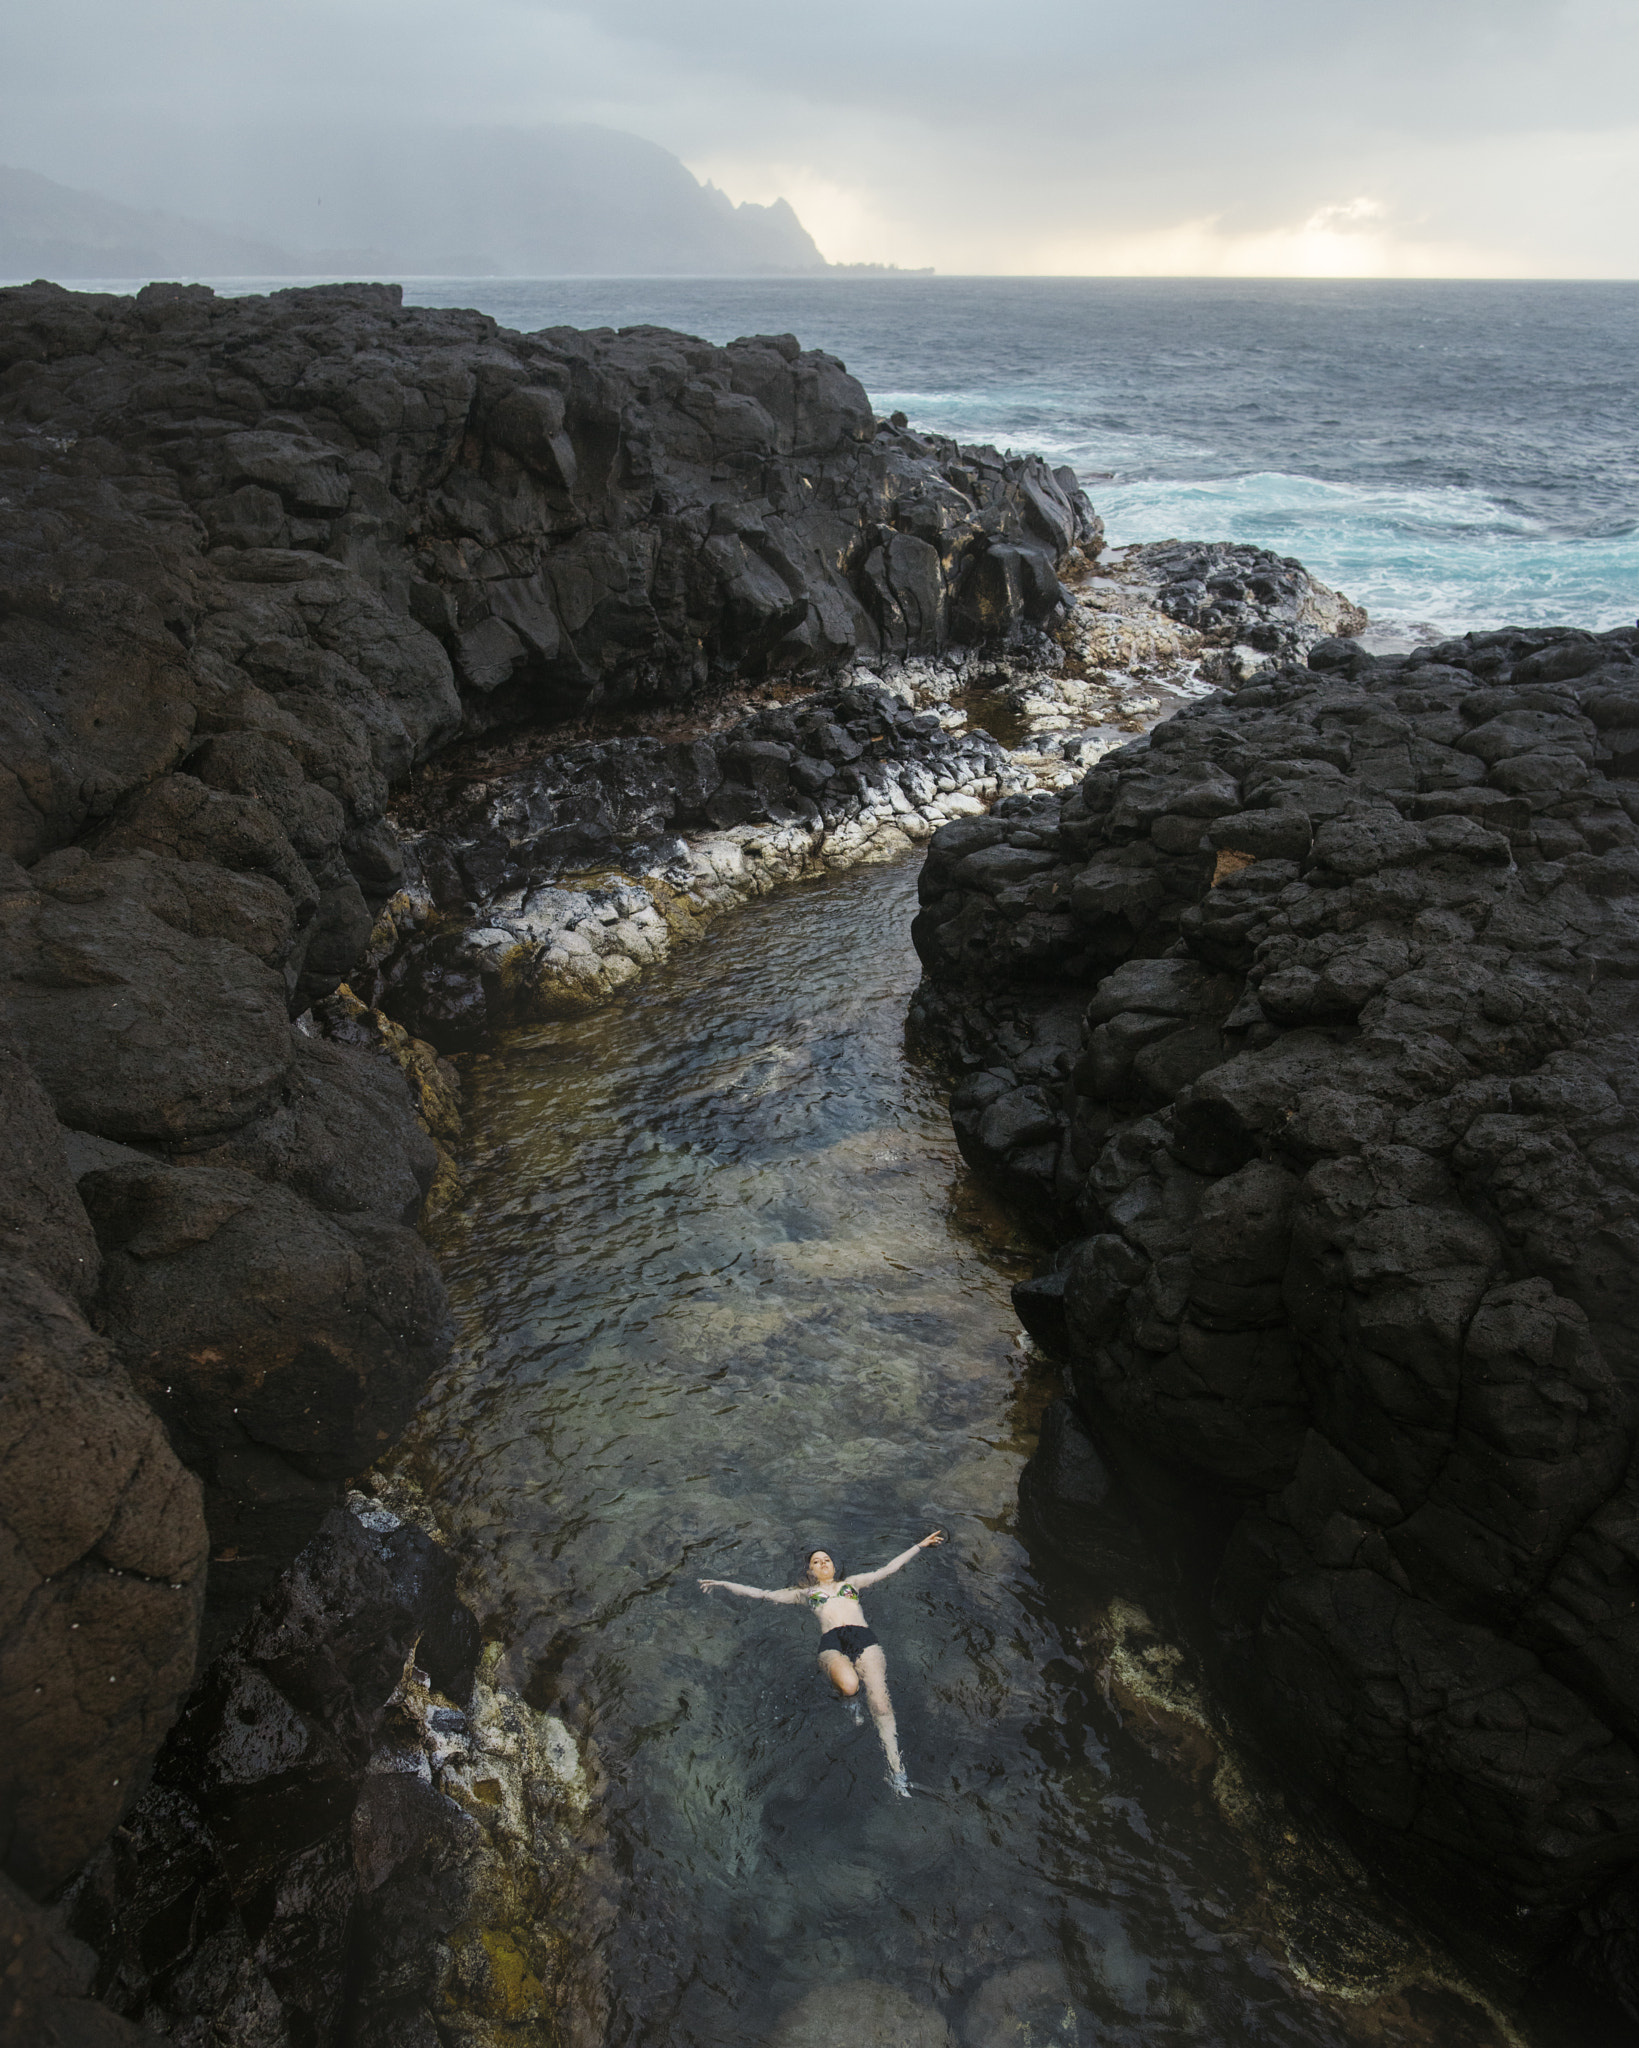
{"left": 0, "top": 125, "right": 850, "bottom": 279}
{"left": 0, "top": 166, "right": 300, "bottom": 280}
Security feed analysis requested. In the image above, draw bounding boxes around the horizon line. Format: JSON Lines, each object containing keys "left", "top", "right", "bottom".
{"left": 7, "top": 270, "right": 1639, "bottom": 287}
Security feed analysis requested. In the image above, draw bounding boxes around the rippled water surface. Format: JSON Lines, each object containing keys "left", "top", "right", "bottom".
{"left": 388, "top": 858, "right": 1527, "bottom": 2048}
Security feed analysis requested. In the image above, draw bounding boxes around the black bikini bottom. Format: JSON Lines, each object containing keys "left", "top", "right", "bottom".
{"left": 818, "top": 1624, "right": 879, "bottom": 1661}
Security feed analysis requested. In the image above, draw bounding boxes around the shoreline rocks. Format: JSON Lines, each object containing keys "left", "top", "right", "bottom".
{"left": 347, "top": 548, "right": 1369, "bottom": 1048}
{"left": 366, "top": 679, "right": 1027, "bottom": 1045}
{"left": 64, "top": 1491, "right": 601, "bottom": 2048}
{"left": 0, "top": 278, "right": 1103, "bottom": 2037}
{"left": 0, "top": 273, "right": 1378, "bottom": 2044}
{"left": 911, "top": 623, "right": 1639, "bottom": 2010}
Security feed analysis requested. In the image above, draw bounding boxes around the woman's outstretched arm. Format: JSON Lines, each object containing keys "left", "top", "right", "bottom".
{"left": 698, "top": 1578, "right": 806, "bottom": 1603}
{"left": 848, "top": 1530, "right": 945, "bottom": 1590}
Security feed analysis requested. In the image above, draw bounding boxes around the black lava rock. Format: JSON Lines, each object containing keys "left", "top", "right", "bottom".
{"left": 913, "top": 624, "right": 1639, "bottom": 1997}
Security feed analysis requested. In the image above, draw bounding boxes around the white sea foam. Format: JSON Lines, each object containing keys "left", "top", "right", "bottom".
{"left": 1094, "top": 471, "right": 1639, "bottom": 637}
{"left": 873, "top": 385, "right": 1217, "bottom": 476}
{"left": 872, "top": 385, "right": 1638, "bottom": 639}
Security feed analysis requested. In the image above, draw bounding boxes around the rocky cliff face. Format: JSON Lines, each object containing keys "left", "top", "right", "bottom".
{"left": 0, "top": 276, "right": 1087, "bottom": 1983}
{"left": 910, "top": 626, "right": 1639, "bottom": 1996}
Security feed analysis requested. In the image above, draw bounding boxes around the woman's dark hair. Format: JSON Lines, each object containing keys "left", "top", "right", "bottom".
{"left": 804, "top": 1549, "right": 844, "bottom": 1583}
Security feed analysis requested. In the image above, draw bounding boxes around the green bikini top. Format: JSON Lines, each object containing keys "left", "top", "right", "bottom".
{"left": 807, "top": 1582, "right": 860, "bottom": 1609}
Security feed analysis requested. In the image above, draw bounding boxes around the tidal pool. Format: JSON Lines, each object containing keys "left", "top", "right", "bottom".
{"left": 386, "top": 855, "right": 1533, "bottom": 2048}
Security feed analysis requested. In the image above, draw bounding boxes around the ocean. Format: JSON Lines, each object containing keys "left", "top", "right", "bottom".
{"left": 30, "top": 273, "right": 1637, "bottom": 641}
{"left": 390, "top": 275, "right": 1637, "bottom": 645}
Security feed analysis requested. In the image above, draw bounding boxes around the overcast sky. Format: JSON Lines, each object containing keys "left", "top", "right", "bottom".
{"left": 4, "top": 0, "right": 1637, "bottom": 274}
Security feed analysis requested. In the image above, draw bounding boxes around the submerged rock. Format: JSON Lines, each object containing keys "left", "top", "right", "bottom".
{"left": 767, "top": 1979, "right": 953, "bottom": 2048}
{"left": 913, "top": 624, "right": 1639, "bottom": 1991}
{"left": 958, "top": 1957, "right": 1083, "bottom": 2047}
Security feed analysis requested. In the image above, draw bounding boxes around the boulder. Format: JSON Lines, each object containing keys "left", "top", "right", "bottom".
{"left": 67, "top": 1506, "right": 476, "bottom": 2045}
{"left": 188, "top": 1034, "right": 438, "bottom": 1225}
{"left": 0, "top": 1044, "right": 99, "bottom": 1304}
{"left": 81, "top": 1159, "right": 449, "bottom": 1651}
{"left": 959, "top": 1958, "right": 1084, "bottom": 2048}
{"left": 0, "top": 1260, "right": 207, "bottom": 1897}
{"left": 67, "top": 1499, "right": 590, "bottom": 2048}
{"left": 0, "top": 852, "right": 295, "bottom": 1144}
{"left": 0, "top": 1872, "right": 153, "bottom": 2046}
{"left": 913, "top": 624, "right": 1639, "bottom": 1948}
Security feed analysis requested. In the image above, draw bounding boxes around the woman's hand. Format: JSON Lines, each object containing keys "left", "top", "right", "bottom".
{"left": 698, "top": 1578, "right": 719, "bottom": 1593}
{"left": 920, "top": 1531, "right": 945, "bottom": 1549}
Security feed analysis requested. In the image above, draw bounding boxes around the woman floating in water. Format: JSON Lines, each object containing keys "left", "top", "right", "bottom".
{"left": 699, "top": 1532, "right": 944, "bottom": 1796}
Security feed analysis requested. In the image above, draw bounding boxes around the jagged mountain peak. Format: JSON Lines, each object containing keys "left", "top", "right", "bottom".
{"left": 1, "top": 123, "right": 832, "bottom": 279}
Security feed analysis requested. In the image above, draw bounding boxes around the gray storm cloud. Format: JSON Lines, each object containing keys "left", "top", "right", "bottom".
{"left": 1, "top": 0, "right": 1634, "bottom": 272}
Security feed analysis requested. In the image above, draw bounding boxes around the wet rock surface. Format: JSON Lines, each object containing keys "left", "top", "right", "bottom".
{"left": 911, "top": 625, "right": 1639, "bottom": 2001}
{"left": 766, "top": 1979, "right": 954, "bottom": 2048}
{"left": 351, "top": 535, "right": 1369, "bottom": 1051}
{"left": 371, "top": 678, "right": 1026, "bottom": 1045}
{"left": 1136, "top": 539, "right": 1369, "bottom": 670}
{"left": 1, "top": 1870, "right": 152, "bottom": 2046}
{"left": 65, "top": 1494, "right": 597, "bottom": 2048}
{"left": 844, "top": 539, "right": 1370, "bottom": 804}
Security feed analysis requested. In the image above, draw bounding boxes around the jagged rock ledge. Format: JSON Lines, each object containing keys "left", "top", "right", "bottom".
{"left": 350, "top": 546, "right": 1367, "bottom": 1048}
{"left": 40, "top": 1484, "right": 601, "bottom": 2048}
{"left": 909, "top": 621, "right": 1639, "bottom": 2027}
{"left": 356, "top": 679, "right": 1022, "bottom": 1045}
{"left": 0, "top": 276, "right": 1107, "bottom": 2041}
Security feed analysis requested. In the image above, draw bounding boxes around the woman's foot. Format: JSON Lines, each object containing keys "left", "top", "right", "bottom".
{"left": 888, "top": 1767, "right": 910, "bottom": 1798}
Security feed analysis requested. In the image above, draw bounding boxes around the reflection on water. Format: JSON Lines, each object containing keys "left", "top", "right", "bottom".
{"left": 386, "top": 858, "right": 1528, "bottom": 2048}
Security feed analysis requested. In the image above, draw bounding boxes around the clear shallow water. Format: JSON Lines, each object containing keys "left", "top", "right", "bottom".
{"left": 386, "top": 859, "right": 1527, "bottom": 2048}
{"left": 399, "top": 278, "right": 1630, "bottom": 637}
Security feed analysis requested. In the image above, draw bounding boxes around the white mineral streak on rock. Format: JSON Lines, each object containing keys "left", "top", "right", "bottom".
{"left": 397, "top": 586, "right": 1208, "bottom": 1023}
{"left": 386, "top": 541, "right": 1366, "bottom": 1030}
{"left": 347, "top": 1491, "right": 593, "bottom": 1836}
{"left": 396, "top": 755, "right": 1013, "bottom": 1024}
{"left": 872, "top": 540, "right": 1367, "bottom": 795}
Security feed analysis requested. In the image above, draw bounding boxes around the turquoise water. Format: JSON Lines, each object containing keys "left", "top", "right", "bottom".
{"left": 1089, "top": 472, "right": 1637, "bottom": 638}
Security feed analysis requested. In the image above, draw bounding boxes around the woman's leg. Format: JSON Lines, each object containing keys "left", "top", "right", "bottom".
{"left": 818, "top": 1648, "right": 860, "bottom": 1697}
{"left": 854, "top": 1644, "right": 905, "bottom": 1783}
